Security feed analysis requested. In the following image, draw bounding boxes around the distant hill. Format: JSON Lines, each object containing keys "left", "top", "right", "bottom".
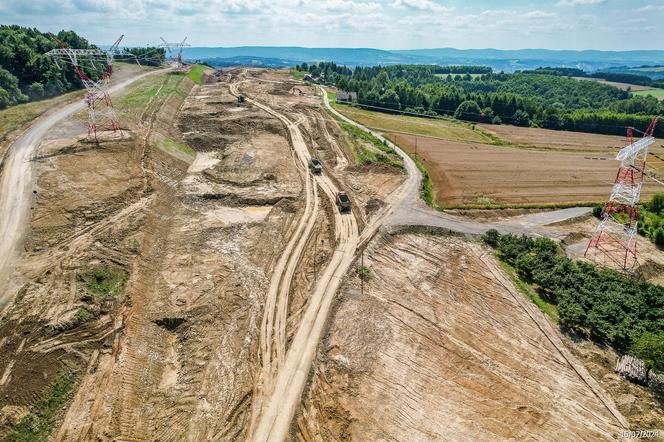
{"left": 599, "top": 65, "right": 664, "bottom": 80}
{"left": 183, "top": 46, "right": 427, "bottom": 67}
{"left": 198, "top": 56, "right": 295, "bottom": 68}
{"left": 181, "top": 46, "right": 664, "bottom": 72}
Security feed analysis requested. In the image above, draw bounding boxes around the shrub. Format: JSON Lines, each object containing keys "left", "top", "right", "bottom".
{"left": 482, "top": 229, "right": 500, "bottom": 247}
{"left": 592, "top": 205, "right": 604, "bottom": 218}
{"left": 651, "top": 192, "right": 664, "bottom": 215}
{"left": 630, "top": 332, "right": 664, "bottom": 380}
{"left": 454, "top": 100, "right": 482, "bottom": 122}
{"left": 26, "top": 82, "right": 44, "bottom": 100}
{"left": 655, "top": 227, "right": 664, "bottom": 248}
{"left": 484, "top": 231, "right": 664, "bottom": 351}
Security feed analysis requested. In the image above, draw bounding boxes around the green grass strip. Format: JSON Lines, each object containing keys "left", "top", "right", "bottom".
{"left": 498, "top": 260, "right": 560, "bottom": 323}
{"left": 187, "top": 64, "right": 205, "bottom": 84}
{"left": 10, "top": 370, "right": 78, "bottom": 442}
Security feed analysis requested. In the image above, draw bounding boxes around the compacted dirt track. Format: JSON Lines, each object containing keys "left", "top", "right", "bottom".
{"left": 230, "top": 79, "right": 362, "bottom": 442}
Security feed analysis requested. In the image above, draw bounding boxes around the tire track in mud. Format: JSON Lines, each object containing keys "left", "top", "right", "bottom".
{"left": 231, "top": 78, "right": 363, "bottom": 442}
{"left": 228, "top": 80, "right": 321, "bottom": 434}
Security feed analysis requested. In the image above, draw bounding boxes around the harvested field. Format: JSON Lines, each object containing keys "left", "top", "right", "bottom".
{"left": 388, "top": 132, "right": 611, "bottom": 206}
{"left": 478, "top": 123, "right": 629, "bottom": 152}
{"left": 298, "top": 232, "right": 624, "bottom": 441}
{"left": 573, "top": 76, "right": 654, "bottom": 91}
{"left": 387, "top": 131, "right": 662, "bottom": 207}
{"left": 333, "top": 104, "right": 494, "bottom": 143}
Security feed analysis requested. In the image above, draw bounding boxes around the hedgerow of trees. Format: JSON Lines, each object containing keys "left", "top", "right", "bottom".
{"left": 297, "top": 62, "right": 664, "bottom": 137}
{"left": 0, "top": 25, "right": 166, "bottom": 110}
{"left": 638, "top": 193, "right": 664, "bottom": 248}
{"left": 482, "top": 229, "right": 664, "bottom": 374}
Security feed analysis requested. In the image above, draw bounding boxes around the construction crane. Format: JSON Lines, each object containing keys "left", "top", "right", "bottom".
{"left": 159, "top": 37, "right": 190, "bottom": 70}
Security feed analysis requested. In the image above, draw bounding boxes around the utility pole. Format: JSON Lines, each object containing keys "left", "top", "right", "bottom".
{"left": 46, "top": 35, "right": 130, "bottom": 140}
{"left": 360, "top": 247, "right": 364, "bottom": 297}
{"left": 585, "top": 118, "right": 658, "bottom": 270}
{"left": 159, "top": 37, "right": 190, "bottom": 70}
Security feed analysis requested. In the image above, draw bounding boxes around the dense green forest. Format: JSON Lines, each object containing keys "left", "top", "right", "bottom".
{"left": 638, "top": 193, "right": 664, "bottom": 247}
{"left": 482, "top": 229, "right": 664, "bottom": 376}
{"left": 524, "top": 67, "right": 664, "bottom": 88}
{"left": 0, "top": 26, "right": 95, "bottom": 108}
{"left": 0, "top": 25, "right": 165, "bottom": 109}
{"left": 300, "top": 62, "right": 664, "bottom": 137}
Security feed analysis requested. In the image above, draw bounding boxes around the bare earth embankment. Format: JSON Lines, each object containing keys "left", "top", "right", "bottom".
{"left": 298, "top": 232, "right": 624, "bottom": 441}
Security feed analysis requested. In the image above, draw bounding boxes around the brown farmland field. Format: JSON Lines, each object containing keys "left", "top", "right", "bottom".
{"left": 478, "top": 123, "right": 629, "bottom": 152}
{"left": 387, "top": 131, "right": 662, "bottom": 207}
{"left": 572, "top": 76, "right": 653, "bottom": 91}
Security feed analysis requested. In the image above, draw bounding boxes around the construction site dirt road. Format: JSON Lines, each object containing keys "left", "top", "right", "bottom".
{"left": 0, "top": 68, "right": 167, "bottom": 308}
{"left": 0, "top": 67, "right": 653, "bottom": 441}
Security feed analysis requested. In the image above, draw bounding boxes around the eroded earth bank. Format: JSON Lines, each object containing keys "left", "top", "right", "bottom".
{"left": 0, "top": 67, "right": 661, "bottom": 442}
{"left": 297, "top": 231, "right": 626, "bottom": 441}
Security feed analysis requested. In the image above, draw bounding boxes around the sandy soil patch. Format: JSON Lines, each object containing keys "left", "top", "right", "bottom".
{"left": 298, "top": 233, "right": 624, "bottom": 441}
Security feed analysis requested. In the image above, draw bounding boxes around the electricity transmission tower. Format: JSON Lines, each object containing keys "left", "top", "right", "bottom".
{"left": 159, "top": 37, "right": 190, "bottom": 69}
{"left": 585, "top": 117, "right": 659, "bottom": 270}
{"left": 46, "top": 35, "right": 130, "bottom": 140}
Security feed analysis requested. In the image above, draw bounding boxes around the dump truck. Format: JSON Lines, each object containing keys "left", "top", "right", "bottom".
{"left": 308, "top": 157, "right": 322, "bottom": 174}
{"left": 336, "top": 191, "right": 351, "bottom": 212}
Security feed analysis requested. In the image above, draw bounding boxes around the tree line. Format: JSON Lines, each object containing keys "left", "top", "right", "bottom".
{"left": 0, "top": 26, "right": 95, "bottom": 108}
{"left": 0, "top": 25, "right": 165, "bottom": 109}
{"left": 482, "top": 228, "right": 664, "bottom": 379}
{"left": 297, "top": 62, "right": 664, "bottom": 137}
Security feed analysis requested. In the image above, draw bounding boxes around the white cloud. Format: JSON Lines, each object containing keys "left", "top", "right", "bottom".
{"left": 557, "top": 0, "right": 606, "bottom": 5}
{"left": 522, "top": 10, "right": 556, "bottom": 19}
{"left": 637, "top": 4, "right": 664, "bottom": 12}
{"left": 320, "top": 0, "right": 382, "bottom": 13}
{"left": 392, "top": 0, "right": 450, "bottom": 12}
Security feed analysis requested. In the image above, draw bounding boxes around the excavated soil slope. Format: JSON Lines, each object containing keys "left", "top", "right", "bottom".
{"left": 298, "top": 232, "right": 624, "bottom": 441}
{"left": 53, "top": 78, "right": 306, "bottom": 441}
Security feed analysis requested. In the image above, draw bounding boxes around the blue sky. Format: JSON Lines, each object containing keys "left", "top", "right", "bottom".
{"left": 1, "top": 0, "right": 663, "bottom": 50}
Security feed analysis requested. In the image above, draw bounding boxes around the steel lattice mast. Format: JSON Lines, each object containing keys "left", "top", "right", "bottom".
{"left": 46, "top": 35, "right": 130, "bottom": 140}
{"left": 585, "top": 117, "right": 658, "bottom": 270}
{"left": 159, "top": 37, "right": 190, "bottom": 69}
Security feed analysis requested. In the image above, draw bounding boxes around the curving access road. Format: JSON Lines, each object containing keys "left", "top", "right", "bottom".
{"left": 0, "top": 69, "right": 167, "bottom": 308}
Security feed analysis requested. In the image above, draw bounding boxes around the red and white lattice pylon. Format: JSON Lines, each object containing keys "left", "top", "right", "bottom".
{"left": 159, "top": 37, "right": 190, "bottom": 70}
{"left": 585, "top": 117, "right": 658, "bottom": 270}
{"left": 46, "top": 35, "right": 129, "bottom": 140}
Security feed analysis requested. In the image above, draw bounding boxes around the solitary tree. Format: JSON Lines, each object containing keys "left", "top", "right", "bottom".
{"left": 454, "top": 100, "right": 482, "bottom": 122}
